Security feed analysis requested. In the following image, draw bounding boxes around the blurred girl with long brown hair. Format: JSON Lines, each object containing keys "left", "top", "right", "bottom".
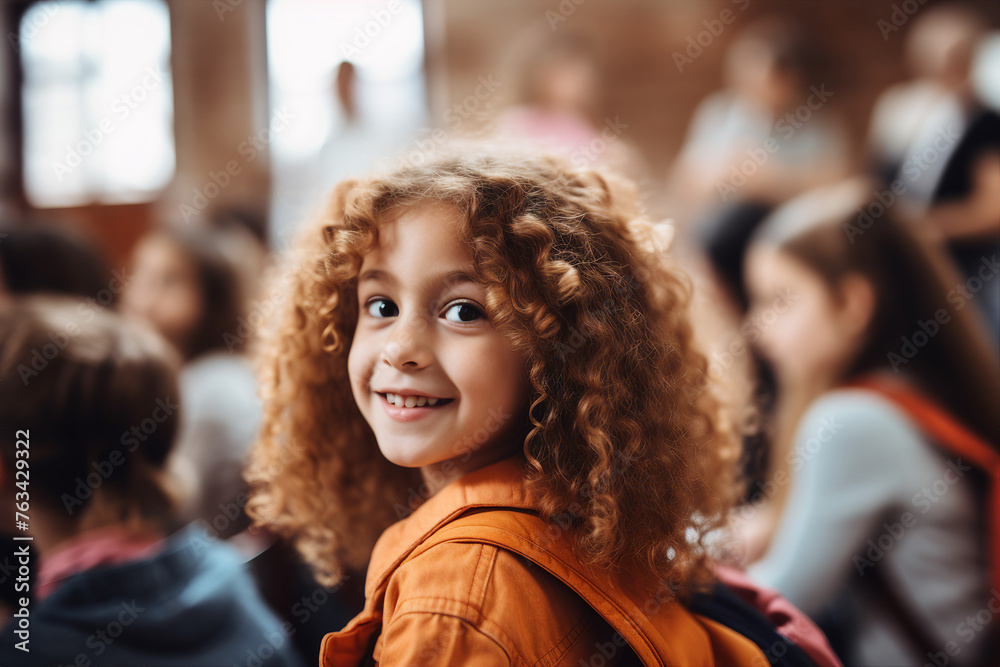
{"left": 742, "top": 179, "right": 1000, "bottom": 667}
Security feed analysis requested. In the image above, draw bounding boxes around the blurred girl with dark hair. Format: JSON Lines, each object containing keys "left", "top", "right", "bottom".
{"left": 0, "top": 222, "right": 111, "bottom": 302}
{"left": 741, "top": 179, "right": 999, "bottom": 667}
{"left": 121, "top": 224, "right": 267, "bottom": 537}
{"left": 0, "top": 297, "right": 302, "bottom": 667}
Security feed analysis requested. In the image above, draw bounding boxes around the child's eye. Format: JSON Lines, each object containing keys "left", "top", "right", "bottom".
{"left": 366, "top": 298, "right": 399, "bottom": 318}
{"left": 443, "top": 302, "right": 483, "bottom": 323}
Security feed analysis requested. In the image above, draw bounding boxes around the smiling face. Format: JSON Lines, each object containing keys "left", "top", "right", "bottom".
{"left": 347, "top": 202, "right": 532, "bottom": 485}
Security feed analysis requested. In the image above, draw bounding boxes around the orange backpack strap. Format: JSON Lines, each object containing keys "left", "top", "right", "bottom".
{"left": 411, "top": 508, "right": 768, "bottom": 667}
{"left": 844, "top": 377, "right": 1000, "bottom": 591}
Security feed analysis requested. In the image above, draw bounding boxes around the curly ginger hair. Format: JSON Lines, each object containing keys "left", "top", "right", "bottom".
{"left": 245, "top": 152, "right": 743, "bottom": 593}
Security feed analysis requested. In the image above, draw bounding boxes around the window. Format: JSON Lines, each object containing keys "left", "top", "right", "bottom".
{"left": 20, "top": 0, "right": 175, "bottom": 207}
{"left": 265, "top": 0, "right": 428, "bottom": 247}
{"left": 266, "top": 0, "right": 426, "bottom": 164}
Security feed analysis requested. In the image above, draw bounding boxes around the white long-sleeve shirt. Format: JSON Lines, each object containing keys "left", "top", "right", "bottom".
{"left": 748, "top": 389, "right": 990, "bottom": 667}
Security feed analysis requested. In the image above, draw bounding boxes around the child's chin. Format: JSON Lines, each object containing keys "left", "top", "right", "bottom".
{"left": 377, "top": 443, "right": 437, "bottom": 469}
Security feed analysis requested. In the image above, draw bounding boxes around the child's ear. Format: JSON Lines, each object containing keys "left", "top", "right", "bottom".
{"left": 836, "top": 272, "right": 877, "bottom": 340}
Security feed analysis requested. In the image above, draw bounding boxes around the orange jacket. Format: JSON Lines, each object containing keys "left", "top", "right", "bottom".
{"left": 320, "top": 457, "right": 769, "bottom": 666}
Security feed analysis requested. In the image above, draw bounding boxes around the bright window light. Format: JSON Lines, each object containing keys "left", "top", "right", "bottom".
{"left": 266, "top": 0, "right": 426, "bottom": 163}
{"left": 20, "top": 0, "right": 175, "bottom": 207}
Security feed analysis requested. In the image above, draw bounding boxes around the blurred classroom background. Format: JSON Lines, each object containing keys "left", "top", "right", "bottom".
{"left": 0, "top": 0, "right": 994, "bottom": 259}
{"left": 1, "top": 1, "right": 998, "bottom": 666}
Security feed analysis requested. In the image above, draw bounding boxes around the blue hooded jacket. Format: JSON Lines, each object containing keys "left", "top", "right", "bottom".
{"left": 0, "top": 526, "right": 305, "bottom": 667}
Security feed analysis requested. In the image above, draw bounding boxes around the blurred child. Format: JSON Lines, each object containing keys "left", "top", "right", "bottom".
{"left": 245, "top": 152, "right": 839, "bottom": 665}
{"left": 741, "top": 180, "right": 1000, "bottom": 667}
{"left": 666, "top": 17, "right": 850, "bottom": 310}
{"left": 866, "top": 5, "right": 1000, "bottom": 337}
{"left": 121, "top": 224, "right": 266, "bottom": 537}
{"left": 493, "top": 30, "right": 649, "bottom": 186}
{"left": 0, "top": 222, "right": 111, "bottom": 302}
{"left": 0, "top": 297, "right": 303, "bottom": 667}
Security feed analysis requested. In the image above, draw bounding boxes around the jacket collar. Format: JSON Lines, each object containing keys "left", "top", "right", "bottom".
{"left": 365, "top": 455, "right": 536, "bottom": 597}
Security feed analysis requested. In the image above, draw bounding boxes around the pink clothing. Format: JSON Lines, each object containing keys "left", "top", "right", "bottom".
{"left": 716, "top": 564, "right": 844, "bottom": 667}
{"left": 37, "top": 525, "right": 165, "bottom": 601}
{"left": 494, "top": 106, "right": 598, "bottom": 156}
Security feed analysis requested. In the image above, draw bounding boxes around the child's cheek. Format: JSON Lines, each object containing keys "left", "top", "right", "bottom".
{"left": 345, "top": 341, "right": 367, "bottom": 405}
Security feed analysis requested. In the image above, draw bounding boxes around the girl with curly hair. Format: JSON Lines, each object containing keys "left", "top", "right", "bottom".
{"left": 245, "top": 152, "right": 831, "bottom": 666}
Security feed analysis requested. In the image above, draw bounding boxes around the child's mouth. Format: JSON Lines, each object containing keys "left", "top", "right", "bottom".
{"left": 377, "top": 392, "right": 455, "bottom": 422}
{"left": 378, "top": 392, "right": 455, "bottom": 409}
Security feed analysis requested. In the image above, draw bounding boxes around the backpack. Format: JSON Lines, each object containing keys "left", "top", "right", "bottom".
{"left": 420, "top": 507, "right": 842, "bottom": 667}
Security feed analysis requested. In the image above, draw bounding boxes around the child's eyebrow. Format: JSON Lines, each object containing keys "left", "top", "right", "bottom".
{"left": 358, "top": 268, "right": 480, "bottom": 291}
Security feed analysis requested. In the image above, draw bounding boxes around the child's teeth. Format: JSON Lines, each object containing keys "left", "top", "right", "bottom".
{"left": 385, "top": 393, "right": 443, "bottom": 407}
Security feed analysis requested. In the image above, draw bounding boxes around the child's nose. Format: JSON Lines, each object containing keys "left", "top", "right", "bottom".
{"left": 381, "top": 315, "right": 433, "bottom": 369}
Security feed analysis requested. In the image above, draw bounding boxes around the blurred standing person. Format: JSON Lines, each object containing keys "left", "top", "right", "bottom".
{"left": 120, "top": 223, "right": 266, "bottom": 539}
{"left": 867, "top": 5, "right": 1000, "bottom": 339}
{"left": 665, "top": 18, "right": 850, "bottom": 311}
{"left": 739, "top": 180, "right": 999, "bottom": 667}
{"left": 270, "top": 61, "right": 421, "bottom": 249}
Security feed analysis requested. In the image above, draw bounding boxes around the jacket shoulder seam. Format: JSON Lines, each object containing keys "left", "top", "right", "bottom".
{"left": 468, "top": 542, "right": 498, "bottom": 624}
